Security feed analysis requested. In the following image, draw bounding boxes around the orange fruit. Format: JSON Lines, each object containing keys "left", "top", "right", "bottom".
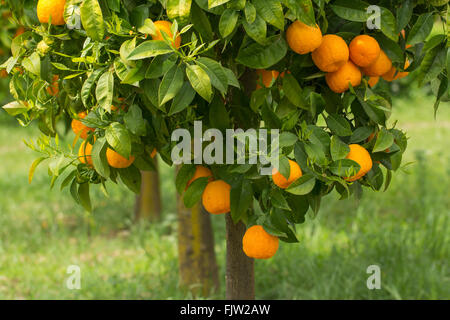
{"left": 106, "top": 148, "right": 135, "bottom": 169}
{"left": 71, "top": 112, "right": 95, "bottom": 140}
{"left": 187, "top": 165, "right": 213, "bottom": 188}
{"left": 286, "top": 21, "right": 322, "bottom": 55}
{"left": 37, "top": 0, "right": 66, "bottom": 25}
{"left": 361, "top": 50, "right": 392, "bottom": 77}
{"left": 311, "top": 34, "right": 349, "bottom": 72}
{"left": 150, "top": 148, "right": 157, "bottom": 159}
{"left": 242, "top": 225, "right": 279, "bottom": 259}
{"left": 325, "top": 60, "right": 362, "bottom": 93}
{"left": 272, "top": 160, "right": 302, "bottom": 189}
{"left": 349, "top": 35, "right": 381, "bottom": 67}
{"left": 111, "top": 97, "right": 127, "bottom": 112}
{"left": 345, "top": 144, "right": 373, "bottom": 182}
{"left": 202, "top": 180, "right": 231, "bottom": 214}
{"left": 368, "top": 76, "right": 379, "bottom": 87}
{"left": 256, "top": 69, "right": 280, "bottom": 89}
{"left": 46, "top": 75, "right": 59, "bottom": 96}
{"left": 152, "top": 21, "right": 181, "bottom": 49}
{"left": 0, "top": 69, "right": 8, "bottom": 78}
{"left": 382, "top": 60, "right": 410, "bottom": 82}
{"left": 78, "top": 141, "right": 93, "bottom": 166}
{"left": 14, "top": 26, "right": 25, "bottom": 38}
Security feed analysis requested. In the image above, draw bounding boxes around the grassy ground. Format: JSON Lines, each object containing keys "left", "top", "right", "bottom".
{"left": 0, "top": 85, "right": 448, "bottom": 300}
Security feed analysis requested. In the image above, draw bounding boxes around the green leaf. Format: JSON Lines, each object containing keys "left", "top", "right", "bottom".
{"left": 196, "top": 57, "right": 229, "bottom": 94}
{"left": 124, "top": 105, "right": 147, "bottom": 136}
{"left": 169, "top": 82, "right": 196, "bottom": 115}
{"left": 373, "top": 128, "right": 394, "bottom": 153}
{"left": 242, "top": 14, "right": 267, "bottom": 45}
{"left": 208, "top": 0, "right": 231, "bottom": 9}
{"left": 92, "top": 137, "right": 110, "bottom": 178}
{"left": 286, "top": 174, "right": 316, "bottom": 195}
{"left": 184, "top": 177, "right": 209, "bottom": 208}
{"left": 350, "top": 126, "right": 373, "bottom": 143}
{"left": 407, "top": 13, "right": 435, "bottom": 46}
{"left": 78, "top": 183, "right": 92, "bottom": 212}
{"left": 167, "top": 0, "right": 193, "bottom": 24}
{"left": 127, "top": 41, "right": 173, "bottom": 60}
{"left": 244, "top": 2, "right": 256, "bottom": 23}
{"left": 283, "top": 73, "right": 305, "bottom": 108}
{"left": 219, "top": 9, "right": 239, "bottom": 38}
{"left": 379, "top": 7, "right": 398, "bottom": 42}
{"left": 120, "top": 38, "right": 136, "bottom": 66}
{"left": 96, "top": 70, "right": 114, "bottom": 112}
{"left": 325, "top": 114, "right": 352, "bottom": 136}
{"left": 330, "top": 0, "right": 370, "bottom": 22}
{"left": 209, "top": 96, "right": 230, "bottom": 131}
{"left": 396, "top": 0, "right": 413, "bottom": 33}
{"left": 236, "top": 35, "right": 287, "bottom": 69}
{"left": 253, "top": 0, "right": 285, "bottom": 30}
{"left": 80, "top": 0, "right": 104, "bottom": 42}
{"left": 81, "top": 68, "right": 104, "bottom": 107}
{"left": 186, "top": 64, "right": 213, "bottom": 102}
{"left": 416, "top": 44, "right": 446, "bottom": 86}
{"left": 329, "top": 159, "right": 360, "bottom": 177}
{"left": 105, "top": 123, "right": 131, "bottom": 159}
{"left": 159, "top": 65, "right": 185, "bottom": 106}
{"left": 22, "top": 52, "right": 40, "bottom": 76}
{"left": 29, "top": 157, "right": 46, "bottom": 184}
{"left": 271, "top": 189, "right": 291, "bottom": 210}
{"left": 279, "top": 132, "right": 298, "bottom": 148}
{"left": 119, "top": 166, "right": 142, "bottom": 194}
{"left": 230, "top": 178, "right": 253, "bottom": 223}
{"left": 146, "top": 54, "right": 178, "bottom": 79}
{"left": 330, "top": 136, "right": 350, "bottom": 161}
{"left": 176, "top": 165, "right": 196, "bottom": 194}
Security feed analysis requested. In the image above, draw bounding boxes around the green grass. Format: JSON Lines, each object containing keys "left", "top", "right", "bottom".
{"left": 0, "top": 87, "right": 448, "bottom": 300}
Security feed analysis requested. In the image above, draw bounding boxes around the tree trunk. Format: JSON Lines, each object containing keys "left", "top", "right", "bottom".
{"left": 134, "top": 159, "right": 162, "bottom": 222}
{"left": 225, "top": 213, "right": 255, "bottom": 300}
{"left": 177, "top": 189, "right": 220, "bottom": 297}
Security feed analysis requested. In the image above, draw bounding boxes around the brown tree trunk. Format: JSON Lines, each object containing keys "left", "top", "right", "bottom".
{"left": 134, "top": 159, "right": 162, "bottom": 222}
{"left": 177, "top": 187, "right": 220, "bottom": 297}
{"left": 225, "top": 213, "right": 255, "bottom": 300}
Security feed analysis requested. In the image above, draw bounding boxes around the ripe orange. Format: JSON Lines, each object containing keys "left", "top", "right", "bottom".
{"left": 187, "top": 165, "right": 213, "bottom": 188}
{"left": 312, "top": 34, "right": 349, "bottom": 72}
{"left": 150, "top": 148, "right": 157, "bottom": 159}
{"left": 345, "top": 144, "right": 373, "bottom": 182}
{"left": 0, "top": 69, "right": 8, "bottom": 78}
{"left": 349, "top": 35, "right": 380, "bottom": 67}
{"left": 286, "top": 21, "right": 322, "bottom": 55}
{"left": 272, "top": 160, "right": 302, "bottom": 189}
{"left": 256, "top": 69, "right": 280, "bottom": 89}
{"left": 71, "top": 112, "right": 95, "bottom": 140}
{"left": 46, "top": 75, "right": 59, "bottom": 96}
{"left": 325, "top": 60, "right": 362, "bottom": 93}
{"left": 14, "top": 26, "right": 25, "bottom": 38}
{"left": 368, "top": 76, "right": 379, "bottom": 87}
{"left": 106, "top": 148, "right": 135, "bottom": 169}
{"left": 242, "top": 225, "right": 279, "bottom": 259}
{"left": 37, "top": 0, "right": 66, "bottom": 25}
{"left": 361, "top": 50, "right": 392, "bottom": 77}
{"left": 202, "top": 180, "right": 231, "bottom": 214}
{"left": 78, "top": 141, "right": 93, "bottom": 166}
{"left": 152, "top": 21, "right": 181, "bottom": 49}
{"left": 382, "top": 60, "right": 410, "bottom": 82}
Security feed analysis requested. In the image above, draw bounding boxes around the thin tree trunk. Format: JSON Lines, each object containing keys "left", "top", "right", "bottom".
{"left": 225, "top": 213, "right": 255, "bottom": 300}
{"left": 177, "top": 182, "right": 220, "bottom": 297}
{"left": 134, "top": 159, "right": 162, "bottom": 222}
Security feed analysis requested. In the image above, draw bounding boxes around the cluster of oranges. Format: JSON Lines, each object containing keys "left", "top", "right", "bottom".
{"left": 284, "top": 21, "right": 409, "bottom": 93}
{"left": 74, "top": 111, "right": 136, "bottom": 169}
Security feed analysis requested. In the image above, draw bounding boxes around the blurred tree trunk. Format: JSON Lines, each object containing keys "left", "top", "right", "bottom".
{"left": 134, "top": 158, "right": 161, "bottom": 222}
{"left": 225, "top": 213, "right": 255, "bottom": 299}
{"left": 177, "top": 178, "right": 219, "bottom": 297}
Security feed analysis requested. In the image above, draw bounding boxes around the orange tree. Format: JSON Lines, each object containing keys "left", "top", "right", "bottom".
{"left": 1, "top": 0, "right": 448, "bottom": 298}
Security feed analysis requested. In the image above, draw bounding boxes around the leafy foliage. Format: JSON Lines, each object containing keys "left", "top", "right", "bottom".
{"left": 0, "top": 0, "right": 448, "bottom": 241}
